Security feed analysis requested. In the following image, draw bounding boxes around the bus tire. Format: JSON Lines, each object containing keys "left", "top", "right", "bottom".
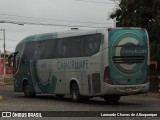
{"left": 104, "top": 95, "right": 120, "bottom": 103}
{"left": 71, "top": 83, "right": 81, "bottom": 102}
{"left": 23, "top": 81, "right": 36, "bottom": 98}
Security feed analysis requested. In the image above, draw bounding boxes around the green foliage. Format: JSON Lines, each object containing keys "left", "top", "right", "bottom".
{"left": 4, "top": 77, "right": 13, "bottom": 85}
{"left": 109, "top": 0, "right": 160, "bottom": 60}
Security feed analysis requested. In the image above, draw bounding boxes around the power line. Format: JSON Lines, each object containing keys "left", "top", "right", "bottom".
{"left": 74, "top": 0, "right": 116, "bottom": 4}
{"left": 0, "top": 20, "right": 109, "bottom": 28}
{"left": 0, "top": 13, "right": 112, "bottom": 25}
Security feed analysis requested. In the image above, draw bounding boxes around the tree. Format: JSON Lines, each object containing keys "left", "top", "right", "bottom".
{"left": 109, "top": 0, "right": 160, "bottom": 60}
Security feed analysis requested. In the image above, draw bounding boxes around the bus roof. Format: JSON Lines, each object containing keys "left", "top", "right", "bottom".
{"left": 18, "top": 29, "right": 99, "bottom": 45}
{"left": 17, "top": 27, "right": 146, "bottom": 45}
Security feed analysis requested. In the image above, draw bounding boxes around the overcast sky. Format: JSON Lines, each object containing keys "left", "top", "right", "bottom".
{"left": 0, "top": 0, "right": 118, "bottom": 52}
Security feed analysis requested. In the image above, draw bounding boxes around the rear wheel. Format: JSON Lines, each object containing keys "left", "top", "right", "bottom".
{"left": 71, "top": 83, "right": 81, "bottom": 102}
{"left": 104, "top": 95, "right": 120, "bottom": 103}
{"left": 23, "top": 81, "right": 36, "bottom": 98}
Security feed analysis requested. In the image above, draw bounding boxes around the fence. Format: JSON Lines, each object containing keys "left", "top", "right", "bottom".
{"left": 149, "top": 61, "right": 160, "bottom": 92}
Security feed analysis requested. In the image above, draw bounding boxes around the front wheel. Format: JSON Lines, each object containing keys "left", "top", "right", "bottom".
{"left": 23, "top": 82, "right": 36, "bottom": 98}
{"left": 104, "top": 95, "right": 121, "bottom": 103}
{"left": 71, "top": 83, "right": 81, "bottom": 102}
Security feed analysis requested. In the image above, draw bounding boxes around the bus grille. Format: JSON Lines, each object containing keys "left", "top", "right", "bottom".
{"left": 92, "top": 73, "right": 101, "bottom": 94}
{"left": 88, "top": 73, "right": 101, "bottom": 94}
{"left": 112, "top": 56, "right": 145, "bottom": 64}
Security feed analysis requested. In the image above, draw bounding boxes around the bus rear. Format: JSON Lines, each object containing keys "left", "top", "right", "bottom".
{"left": 104, "top": 28, "right": 149, "bottom": 95}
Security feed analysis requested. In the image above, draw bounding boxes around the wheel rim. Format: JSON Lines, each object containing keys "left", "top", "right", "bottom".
{"left": 25, "top": 85, "right": 30, "bottom": 96}
{"left": 73, "top": 86, "right": 78, "bottom": 100}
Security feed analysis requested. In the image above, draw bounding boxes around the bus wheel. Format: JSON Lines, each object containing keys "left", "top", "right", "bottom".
{"left": 71, "top": 83, "right": 81, "bottom": 102}
{"left": 104, "top": 95, "right": 120, "bottom": 103}
{"left": 23, "top": 81, "right": 36, "bottom": 98}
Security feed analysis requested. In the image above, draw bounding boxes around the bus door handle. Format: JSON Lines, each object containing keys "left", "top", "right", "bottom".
{"left": 22, "top": 59, "right": 27, "bottom": 63}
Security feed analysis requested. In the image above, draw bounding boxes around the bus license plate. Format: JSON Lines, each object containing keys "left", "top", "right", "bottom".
{"left": 125, "top": 87, "right": 133, "bottom": 92}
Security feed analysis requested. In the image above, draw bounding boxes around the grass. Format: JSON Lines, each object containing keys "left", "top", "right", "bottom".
{"left": 4, "top": 76, "right": 13, "bottom": 85}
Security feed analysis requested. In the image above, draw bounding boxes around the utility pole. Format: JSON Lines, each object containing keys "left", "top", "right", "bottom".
{"left": 0, "top": 22, "right": 23, "bottom": 84}
{"left": 3, "top": 29, "right": 6, "bottom": 84}
{"left": 0, "top": 29, "right": 5, "bottom": 84}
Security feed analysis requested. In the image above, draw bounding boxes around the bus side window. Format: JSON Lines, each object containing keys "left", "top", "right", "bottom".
{"left": 57, "top": 39, "right": 63, "bottom": 58}
{"left": 44, "top": 40, "right": 57, "bottom": 59}
{"left": 22, "top": 42, "right": 35, "bottom": 60}
{"left": 70, "top": 37, "right": 84, "bottom": 57}
{"left": 62, "top": 46, "right": 68, "bottom": 57}
{"left": 58, "top": 38, "right": 70, "bottom": 58}
{"left": 34, "top": 41, "right": 45, "bottom": 59}
{"left": 14, "top": 44, "right": 23, "bottom": 69}
{"left": 85, "top": 34, "right": 101, "bottom": 56}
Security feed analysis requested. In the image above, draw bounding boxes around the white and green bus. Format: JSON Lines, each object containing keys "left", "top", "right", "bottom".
{"left": 9, "top": 28, "right": 150, "bottom": 102}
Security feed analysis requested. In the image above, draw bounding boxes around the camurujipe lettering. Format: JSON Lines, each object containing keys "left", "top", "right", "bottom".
{"left": 57, "top": 60, "right": 89, "bottom": 70}
{"left": 122, "top": 49, "right": 147, "bottom": 54}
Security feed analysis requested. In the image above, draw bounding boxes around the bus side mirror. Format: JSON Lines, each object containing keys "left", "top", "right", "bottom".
{"left": 22, "top": 59, "right": 27, "bottom": 63}
{"left": 8, "top": 51, "right": 19, "bottom": 67}
{"left": 8, "top": 58, "right": 11, "bottom": 67}
{"left": 8, "top": 55, "right": 12, "bottom": 67}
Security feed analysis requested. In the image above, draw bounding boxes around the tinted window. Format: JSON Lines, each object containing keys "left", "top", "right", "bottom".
{"left": 15, "top": 43, "right": 23, "bottom": 70}
{"left": 57, "top": 38, "right": 71, "bottom": 58}
{"left": 26, "top": 33, "right": 102, "bottom": 59}
{"left": 85, "top": 34, "right": 101, "bottom": 56}
{"left": 15, "top": 43, "right": 23, "bottom": 58}
{"left": 56, "top": 33, "right": 101, "bottom": 58}
{"left": 34, "top": 41, "right": 45, "bottom": 59}
{"left": 23, "top": 42, "right": 35, "bottom": 60}
{"left": 70, "top": 37, "right": 84, "bottom": 57}
{"left": 44, "top": 40, "right": 57, "bottom": 59}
